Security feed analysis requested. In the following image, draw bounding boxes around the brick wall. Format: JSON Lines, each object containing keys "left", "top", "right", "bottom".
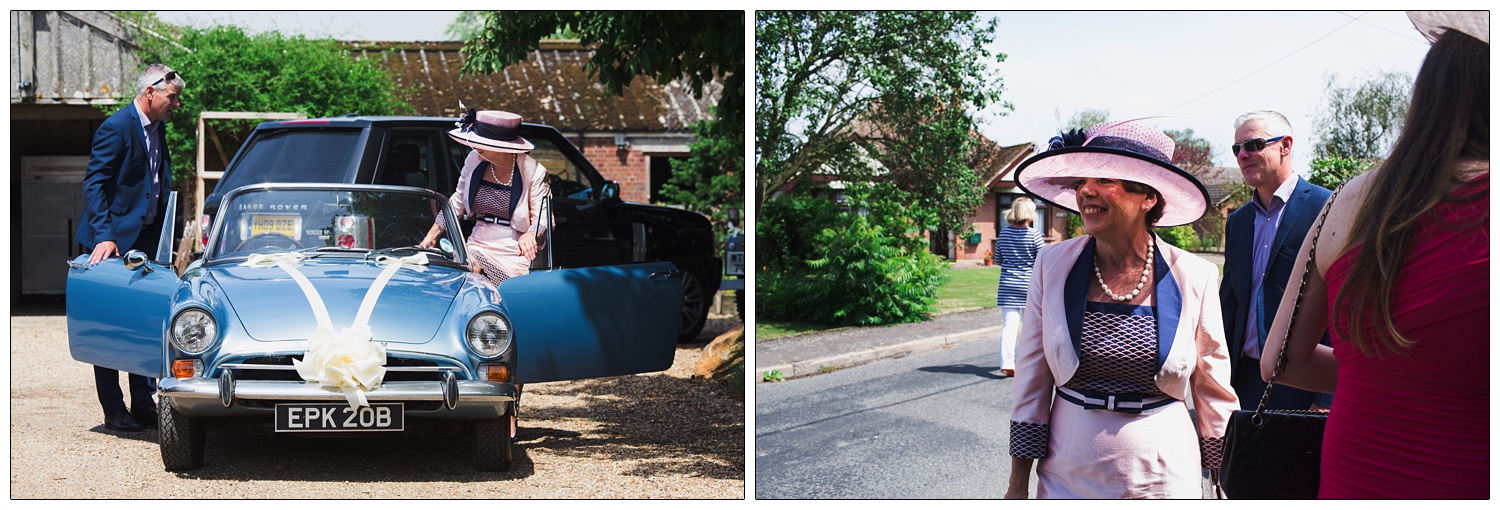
{"left": 956, "top": 193, "right": 1000, "bottom": 261}
{"left": 579, "top": 138, "right": 651, "bottom": 203}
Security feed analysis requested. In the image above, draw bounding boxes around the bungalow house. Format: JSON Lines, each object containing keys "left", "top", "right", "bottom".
{"left": 949, "top": 138, "right": 1064, "bottom": 263}
{"left": 1189, "top": 165, "right": 1250, "bottom": 251}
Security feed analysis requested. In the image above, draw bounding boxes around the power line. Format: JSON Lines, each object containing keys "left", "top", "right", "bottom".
{"left": 1155, "top": 12, "right": 1367, "bottom": 116}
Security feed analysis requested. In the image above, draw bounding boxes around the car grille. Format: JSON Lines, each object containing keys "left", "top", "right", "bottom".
{"left": 227, "top": 354, "right": 451, "bottom": 382}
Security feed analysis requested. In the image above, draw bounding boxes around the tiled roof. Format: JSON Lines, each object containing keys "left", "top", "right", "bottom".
{"left": 344, "top": 40, "right": 718, "bottom": 133}
{"left": 980, "top": 140, "right": 1036, "bottom": 190}
{"left": 1192, "top": 165, "right": 1246, "bottom": 207}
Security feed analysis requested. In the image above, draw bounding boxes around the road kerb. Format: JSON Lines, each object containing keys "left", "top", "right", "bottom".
{"left": 755, "top": 326, "right": 1002, "bottom": 382}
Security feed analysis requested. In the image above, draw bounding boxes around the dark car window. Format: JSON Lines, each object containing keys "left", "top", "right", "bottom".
{"left": 530, "top": 137, "right": 596, "bottom": 199}
{"left": 442, "top": 134, "right": 597, "bottom": 199}
{"left": 219, "top": 129, "right": 360, "bottom": 192}
{"left": 376, "top": 131, "right": 437, "bottom": 190}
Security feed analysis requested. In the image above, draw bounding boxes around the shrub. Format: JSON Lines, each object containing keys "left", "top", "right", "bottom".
{"left": 1154, "top": 225, "right": 1200, "bottom": 251}
{"left": 757, "top": 192, "right": 948, "bottom": 326}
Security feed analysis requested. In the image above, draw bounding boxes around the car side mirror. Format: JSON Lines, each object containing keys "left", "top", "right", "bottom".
{"left": 124, "top": 250, "right": 154, "bottom": 273}
{"left": 600, "top": 181, "right": 621, "bottom": 202}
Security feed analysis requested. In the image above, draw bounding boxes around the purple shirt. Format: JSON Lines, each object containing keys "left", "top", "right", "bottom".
{"left": 1242, "top": 175, "right": 1299, "bottom": 359}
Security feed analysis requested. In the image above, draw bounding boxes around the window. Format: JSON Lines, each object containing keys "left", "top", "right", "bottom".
{"left": 219, "top": 130, "right": 360, "bottom": 191}
{"left": 376, "top": 131, "right": 438, "bottom": 190}
{"left": 995, "top": 192, "right": 1048, "bottom": 236}
{"left": 442, "top": 135, "right": 597, "bottom": 200}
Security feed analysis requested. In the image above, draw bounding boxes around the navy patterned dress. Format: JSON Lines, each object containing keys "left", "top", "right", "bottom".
{"left": 436, "top": 162, "right": 522, "bottom": 287}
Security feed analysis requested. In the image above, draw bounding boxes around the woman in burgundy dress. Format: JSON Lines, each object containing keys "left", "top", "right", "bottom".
{"left": 1261, "top": 12, "right": 1488, "bottom": 499}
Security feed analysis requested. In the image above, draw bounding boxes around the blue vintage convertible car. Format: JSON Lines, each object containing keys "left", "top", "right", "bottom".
{"left": 66, "top": 184, "right": 681, "bottom": 472}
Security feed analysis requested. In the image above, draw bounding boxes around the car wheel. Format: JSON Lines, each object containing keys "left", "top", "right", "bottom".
{"left": 736, "top": 289, "right": 745, "bottom": 320}
{"left": 667, "top": 256, "right": 709, "bottom": 342}
{"left": 474, "top": 405, "right": 515, "bottom": 471}
{"left": 158, "top": 396, "right": 205, "bottom": 471}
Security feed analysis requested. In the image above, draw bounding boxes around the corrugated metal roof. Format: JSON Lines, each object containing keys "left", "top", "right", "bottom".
{"left": 345, "top": 41, "right": 718, "bottom": 133}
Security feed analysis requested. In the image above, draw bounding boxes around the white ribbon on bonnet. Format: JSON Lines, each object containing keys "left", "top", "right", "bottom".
{"left": 241, "top": 252, "right": 429, "bottom": 408}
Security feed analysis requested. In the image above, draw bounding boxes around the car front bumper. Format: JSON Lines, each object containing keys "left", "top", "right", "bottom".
{"left": 160, "top": 377, "right": 517, "bottom": 420}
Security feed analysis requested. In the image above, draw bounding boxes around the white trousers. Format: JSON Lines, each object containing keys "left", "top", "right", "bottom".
{"left": 1000, "top": 306, "right": 1023, "bottom": 371}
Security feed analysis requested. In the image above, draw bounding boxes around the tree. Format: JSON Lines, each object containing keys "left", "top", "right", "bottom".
{"left": 1312, "top": 70, "right": 1412, "bottom": 160}
{"left": 755, "top": 11, "right": 1008, "bottom": 230}
{"left": 111, "top": 13, "right": 413, "bottom": 187}
{"left": 1308, "top": 156, "right": 1378, "bottom": 189}
{"left": 454, "top": 11, "right": 744, "bottom": 238}
{"left": 1064, "top": 108, "right": 1110, "bottom": 132}
{"left": 1164, "top": 128, "right": 1217, "bottom": 170}
{"left": 756, "top": 12, "right": 1005, "bottom": 326}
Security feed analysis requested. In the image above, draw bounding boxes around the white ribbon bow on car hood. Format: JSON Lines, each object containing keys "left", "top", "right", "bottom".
{"left": 241, "top": 252, "right": 429, "bottom": 408}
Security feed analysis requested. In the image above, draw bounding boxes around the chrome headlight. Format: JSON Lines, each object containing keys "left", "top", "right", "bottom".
{"left": 171, "top": 309, "right": 218, "bottom": 354}
{"left": 466, "top": 312, "right": 512, "bottom": 358}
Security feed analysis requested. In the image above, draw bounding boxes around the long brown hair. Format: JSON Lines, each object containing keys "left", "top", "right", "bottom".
{"left": 1334, "top": 30, "right": 1489, "bottom": 356}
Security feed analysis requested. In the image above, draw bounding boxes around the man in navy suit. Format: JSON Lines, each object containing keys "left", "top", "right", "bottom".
{"left": 1220, "top": 111, "right": 1334, "bottom": 411}
{"left": 75, "top": 64, "right": 183, "bottom": 432}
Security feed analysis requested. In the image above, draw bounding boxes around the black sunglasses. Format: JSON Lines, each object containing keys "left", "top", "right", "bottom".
{"left": 150, "top": 70, "right": 179, "bottom": 88}
{"left": 1231, "top": 135, "right": 1285, "bottom": 156}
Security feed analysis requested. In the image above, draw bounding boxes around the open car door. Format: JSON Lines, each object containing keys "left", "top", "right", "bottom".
{"left": 502, "top": 261, "right": 682, "bottom": 384}
{"left": 65, "top": 193, "right": 178, "bottom": 378}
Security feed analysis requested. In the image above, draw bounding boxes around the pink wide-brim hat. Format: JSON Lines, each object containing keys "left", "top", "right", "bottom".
{"left": 1407, "top": 11, "right": 1489, "bottom": 45}
{"left": 1013, "top": 119, "right": 1210, "bottom": 228}
{"left": 447, "top": 110, "right": 535, "bottom": 153}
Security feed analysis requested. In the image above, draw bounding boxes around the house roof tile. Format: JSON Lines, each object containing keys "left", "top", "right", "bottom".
{"left": 345, "top": 40, "right": 718, "bottom": 133}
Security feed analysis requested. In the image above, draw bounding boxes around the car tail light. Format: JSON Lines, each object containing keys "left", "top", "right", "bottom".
{"left": 173, "top": 359, "right": 203, "bottom": 379}
{"left": 480, "top": 363, "right": 510, "bottom": 382}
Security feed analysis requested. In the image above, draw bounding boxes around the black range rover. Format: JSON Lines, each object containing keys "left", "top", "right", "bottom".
{"left": 203, "top": 115, "right": 721, "bottom": 341}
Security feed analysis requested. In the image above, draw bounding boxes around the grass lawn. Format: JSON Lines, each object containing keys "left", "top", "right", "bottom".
{"left": 753, "top": 259, "right": 1224, "bottom": 341}
{"left": 756, "top": 265, "right": 1001, "bottom": 341}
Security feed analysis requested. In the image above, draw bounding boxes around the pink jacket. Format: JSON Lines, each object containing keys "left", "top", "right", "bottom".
{"left": 448, "top": 150, "right": 550, "bottom": 236}
{"left": 1011, "top": 235, "right": 1238, "bottom": 447}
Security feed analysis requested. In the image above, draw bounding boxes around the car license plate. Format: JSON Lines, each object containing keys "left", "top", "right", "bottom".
{"left": 250, "top": 214, "right": 302, "bottom": 238}
{"left": 727, "top": 252, "right": 745, "bottom": 276}
{"left": 274, "top": 403, "right": 403, "bottom": 432}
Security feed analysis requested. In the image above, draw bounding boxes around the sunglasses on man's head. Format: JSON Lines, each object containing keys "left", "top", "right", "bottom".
{"left": 1231, "top": 135, "right": 1285, "bottom": 156}
{"left": 150, "top": 70, "right": 178, "bottom": 88}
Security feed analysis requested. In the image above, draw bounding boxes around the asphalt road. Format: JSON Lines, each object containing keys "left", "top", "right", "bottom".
{"left": 754, "top": 337, "right": 1036, "bottom": 499}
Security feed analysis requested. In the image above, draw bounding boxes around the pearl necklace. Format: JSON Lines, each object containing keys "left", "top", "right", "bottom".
{"left": 486, "top": 154, "right": 513, "bottom": 185}
{"left": 1094, "top": 240, "right": 1154, "bottom": 302}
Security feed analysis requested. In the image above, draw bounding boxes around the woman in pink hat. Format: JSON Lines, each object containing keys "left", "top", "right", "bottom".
{"left": 1003, "top": 120, "right": 1237, "bottom": 498}
{"left": 421, "top": 108, "right": 551, "bottom": 286}
{"left": 1261, "top": 11, "right": 1489, "bottom": 498}
{"left": 421, "top": 108, "right": 552, "bottom": 440}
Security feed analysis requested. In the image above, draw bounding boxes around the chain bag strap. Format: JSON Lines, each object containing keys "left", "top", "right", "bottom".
{"left": 1255, "top": 183, "right": 1343, "bottom": 422}
{"left": 1219, "top": 183, "right": 1343, "bottom": 499}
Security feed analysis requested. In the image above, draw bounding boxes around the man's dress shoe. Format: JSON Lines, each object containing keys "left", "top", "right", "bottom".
{"left": 104, "top": 410, "right": 144, "bottom": 432}
{"left": 132, "top": 408, "right": 159, "bottom": 430}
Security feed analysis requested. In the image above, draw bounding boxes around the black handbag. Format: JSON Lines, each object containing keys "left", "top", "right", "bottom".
{"left": 1218, "top": 185, "right": 1343, "bottom": 500}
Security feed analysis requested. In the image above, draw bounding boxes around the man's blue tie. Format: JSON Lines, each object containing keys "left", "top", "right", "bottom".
{"left": 146, "top": 121, "right": 162, "bottom": 224}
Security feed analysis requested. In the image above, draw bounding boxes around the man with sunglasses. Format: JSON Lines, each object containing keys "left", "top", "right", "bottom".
{"left": 75, "top": 64, "right": 184, "bottom": 432}
{"left": 1219, "top": 110, "right": 1334, "bottom": 412}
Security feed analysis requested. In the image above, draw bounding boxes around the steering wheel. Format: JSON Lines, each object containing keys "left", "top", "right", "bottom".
{"left": 235, "top": 232, "right": 305, "bottom": 252}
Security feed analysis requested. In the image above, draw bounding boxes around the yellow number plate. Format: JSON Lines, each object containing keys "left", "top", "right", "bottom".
{"left": 250, "top": 214, "right": 301, "bottom": 238}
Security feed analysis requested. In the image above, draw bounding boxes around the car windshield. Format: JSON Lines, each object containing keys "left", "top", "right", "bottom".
{"left": 217, "top": 129, "right": 361, "bottom": 192}
{"left": 208, "top": 187, "right": 460, "bottom": 262}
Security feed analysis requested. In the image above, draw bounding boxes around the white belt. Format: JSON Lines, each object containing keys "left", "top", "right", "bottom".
{"left": 1056, "top": 386, "right": 1177, "bottom": 414}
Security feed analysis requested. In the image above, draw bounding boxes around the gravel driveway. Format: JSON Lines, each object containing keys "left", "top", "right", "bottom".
{"left": 9, "top": 308, "right": 745, "bottom": 499}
